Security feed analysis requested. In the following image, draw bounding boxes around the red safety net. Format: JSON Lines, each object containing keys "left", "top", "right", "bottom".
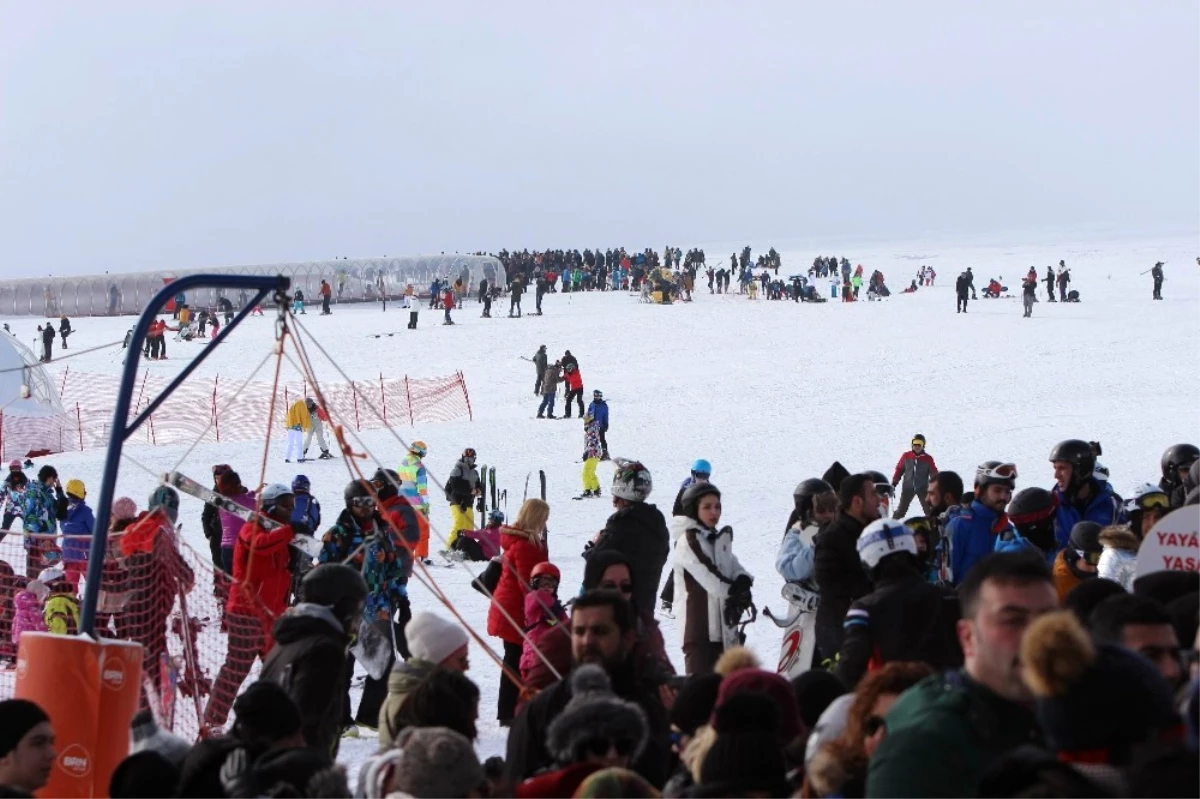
{"left": 0, "top": 369, "right": 472, "bottom": 460}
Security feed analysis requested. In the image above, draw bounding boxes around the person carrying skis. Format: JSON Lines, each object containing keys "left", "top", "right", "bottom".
{"left": 398, "top": 441, "right": 431, "bottom": 560}
{"left": 302, "top": 397, "right": 333, "bottom": 460}
{"left": 670, "top": 481, "right": 753, "bottom": 674}
{"left": 890, "top": 434, "right": 938, "bottom": 519}
{"left": 587, "top": 390, "right": 609, "bottom": 459}
{"left": 835, "top": 519, "right": 960, "bottom": 688}
{"left": 561, "top": 363, "right": 584, "bottom": 418}
{"left": 533, "top": 345, "right": 548, "bottom": 395}
{"left": 204, "top": 483, "right": 298, "bottom": 731}
{"left": 445, "top": 448, "right": 480, "bottom": 547}
{"left": 284, "top": 398, "right": 310, "bottom": 463}
{"left": 580, "top": 414, "right": 603, "bottom": 498}
{"left": 537, "top": 361, "right": 562, "bottom": 419}
{"left": 1151, "top": 261, "right": 1164, "bottom": 300}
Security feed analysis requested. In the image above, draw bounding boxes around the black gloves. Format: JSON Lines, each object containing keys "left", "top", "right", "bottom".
{"left": 724, "top": 574, "right": 754, "bottom": 628}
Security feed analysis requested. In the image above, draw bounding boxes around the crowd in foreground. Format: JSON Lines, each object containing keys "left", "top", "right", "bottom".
{"left": 0, "top": 436, "right": 1197, "bottom": 798}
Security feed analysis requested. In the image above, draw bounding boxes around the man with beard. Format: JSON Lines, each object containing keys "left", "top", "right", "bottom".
{"left": 814, "top": 473, "right": 884, "bottom": 659}
{"left": 505, "top": 591, "right": 670, "bottom": 789}
{"left": 866, "top": 552, "right": 1057, "bottom": 797}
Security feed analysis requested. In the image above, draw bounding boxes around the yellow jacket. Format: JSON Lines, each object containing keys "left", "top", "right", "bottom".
{"left": 45, "top": 593, "right": 80, "bottom": 635}
{"left": 286, "top": 400, "right": 311, "bottom": 431}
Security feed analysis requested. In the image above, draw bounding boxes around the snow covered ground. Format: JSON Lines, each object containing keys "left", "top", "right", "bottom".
{"left": 3, "top": 230, "right": 1197, "bottom": 773}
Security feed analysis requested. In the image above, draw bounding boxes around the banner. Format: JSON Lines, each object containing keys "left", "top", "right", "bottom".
{"left": 1134, "top": 505, "right": 1200, "bottom": 580}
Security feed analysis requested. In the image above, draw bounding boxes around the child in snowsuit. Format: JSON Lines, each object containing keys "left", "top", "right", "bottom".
{"left": 12, "top": 579, "right": 48, "bottom": 645}
{"left": 41, "top": 568, "right": 80, "bottom": 635}
{"left": 580, "top": 415, "right": 603, "bottom": 498}
{"left": 519, "top": 563, "right": 571, "bottom": 692}
{"left": 443, "top": 287, "right": 456, "bottom": 324}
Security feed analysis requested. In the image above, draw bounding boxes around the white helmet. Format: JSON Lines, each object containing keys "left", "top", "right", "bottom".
{"left": 260, "top": 483, "right": 294, "bottom": 511}
{"left": 1125, "top": 482, "right": 1169, "bottom": 513}
{"left": 856, "top": 518, "right": 917, "bottom": 570}
{"left": 1093, "top": 462, "right": 1110, "bottom": 483}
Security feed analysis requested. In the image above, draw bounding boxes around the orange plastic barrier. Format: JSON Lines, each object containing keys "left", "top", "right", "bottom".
{"left": 15, "top": 633, "right": 143, "bottom": 798}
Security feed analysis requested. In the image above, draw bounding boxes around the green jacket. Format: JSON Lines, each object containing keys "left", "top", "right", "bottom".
{"left": 865, "top": 671, "right": 1041, "bottom": 798}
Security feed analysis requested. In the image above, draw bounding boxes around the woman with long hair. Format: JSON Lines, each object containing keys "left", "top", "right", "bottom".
{"left": 487, "top": 498, "right": 549, "bottom": 726}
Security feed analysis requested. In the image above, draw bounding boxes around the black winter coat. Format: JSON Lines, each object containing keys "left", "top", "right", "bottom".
{"left": 586, "top": 501, "right": 669, "bottom": 617}
{"left": 258, "top": 605, "right": 351, "bottom": 759}
{"left": 504, "top": 659, "right": 671, "bottom": 788}
{"left": 834, "top": 559, "right": 962, "bottom": 688}
{"left": 814, "top": 511, "right": 871, "bottom": 659}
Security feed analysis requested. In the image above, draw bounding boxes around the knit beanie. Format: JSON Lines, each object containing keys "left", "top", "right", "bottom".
{"left": 547, "top": 665, "right": 649, "bottom": 766}
{"left": 232, "top": 681, "right": 302, "bottom": 744}
{"left": 712, "top": 668, "right": 804, "bottom": 744}
{"left": 129, "top": 709, "right": 192, "bottom": 767}
{"left": 0, "top": 699, "right": 49, "bottom": 758}
{"left": 390, "top": 726, "right": 483, "bottom": 798}
{"left": 669, "top": 673, "right": 723, "bottom": 737}
{"left": 108, "top": 751, "right": 180, "bottom": 799}
{"left": 790, "top": 670, "right": 848, "bottom": 730}
{"left": 112, "top": 497, "right": 138, "bottom": 523}
{"left": 698, "top": 694, "right": 790, "bottom": 796}
{"left": 405, "top": 611, "right": 470, "bottom": 666}
{"left": 1064, "top": 577, "right": 1126, "bottom": 624}
{"left": 1021, "top": 611, "right": 1179, "bottom": 762}
{"left": 573, "top": 767, "right": 661, "bottom": 798}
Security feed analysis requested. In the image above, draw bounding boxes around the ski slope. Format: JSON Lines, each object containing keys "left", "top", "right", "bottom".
{"left": 3, "top": 231, "right": 1197, "bottom": 772}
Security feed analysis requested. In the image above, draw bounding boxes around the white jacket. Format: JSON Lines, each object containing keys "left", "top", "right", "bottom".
{"left": 670, "top": 515, "right": 751, "bottom": 648}
{"left": 1097, "top": 526, "right": 1140, "bottom": 591}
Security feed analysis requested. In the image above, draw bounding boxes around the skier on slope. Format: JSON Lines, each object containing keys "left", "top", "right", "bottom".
{"left": 561, "top": 363, "right": 584, "bottom": 418}
{"left": 1021, "top": 273, "right": 1038, "bottom": 318}
{"left": 397, "top": 441, "right": 431, "bottom": 562}
{"left": 284, "top": 398, "right": 310, "bottom": 464}
{"left": 890, "top": 434, "right": 938, "bottom": 519}
{"left": 302, "top": 397, "right": 333, "bottom": 461}
{"left": 579, "top": 414, "right": 604, "bottom": 498}
{"left": 445, "top": 448, "right": 481, "bottom": 547}
{"left": 587, "top": 390, "right": 609, "bottom": 460}
{"left": 537, "top": 361, "right": 562, "bottom": 419}
{"left": 1151, "top": 261, "right": 1164, "bottom": 300}
{"left": 1044, "top": 266, "right": 1057, "bottom": 302}
{"left": 532, "top": 345, "right": 548, "bottom": 396}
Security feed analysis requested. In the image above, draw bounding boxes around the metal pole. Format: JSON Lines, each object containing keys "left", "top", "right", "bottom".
{"left": 80, "top": 273, "right": 289, "bottom": 636}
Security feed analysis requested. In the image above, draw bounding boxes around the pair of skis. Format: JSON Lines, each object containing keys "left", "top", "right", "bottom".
{"left": 478, "top": 465, "right": 504, "bottom": 516}
{"left": 523, "top": 470, "right": 547, "bottom": 503}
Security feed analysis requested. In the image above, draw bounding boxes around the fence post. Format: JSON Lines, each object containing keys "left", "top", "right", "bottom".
{"left": 76, "top": 403, "right": 83, "bottom": 451}
{"left": 212, "top": 375, "right": 221, "bottom": 443}
{"left": 0, "top": 411, "right": 4, "bottom": 461}
{"left": 459, "top": 371, "right": 473, "bottom": 421}
{"left": 404, "top": 375, "right": 414, "bottom": 426}
{"left": 135, "top": 369, "right": 150, "bottom": 445}
{"left": 380, "top": 374, "right": 387, "bottom": 426}
{"left": 352, "top": 381, "right": 361, "bottom": 431}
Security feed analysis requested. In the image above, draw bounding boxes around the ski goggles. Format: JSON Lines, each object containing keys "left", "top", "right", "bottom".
{"left": 1078, "top": 549, "right": 1102, "bottom": 567}
{"left": 349, "top": 496, "right": 376, "bottom": 509}
{"left": 1131, "top": 492, "right": 1171, "bottom": 511}
{"left": 978, "top": 462, "right": 1018, "bottom": 483}
{"left": 873, "top": 481, "right": 895, "bottom": 498}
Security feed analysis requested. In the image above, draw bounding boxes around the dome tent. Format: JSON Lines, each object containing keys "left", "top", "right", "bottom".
{"left": 0, "top": 331, "right": 68, "bottom": 460}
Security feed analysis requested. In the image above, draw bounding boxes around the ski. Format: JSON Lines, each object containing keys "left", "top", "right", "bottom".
{"left": 478, "top": 464, "right": 488, "bottom": 515}
{"left": 164, "top": 471, "right": 323, "bottom": 559}
{"left": 523, "top": 472, "right": 531, "bottom": 503}
{"left": 539, "top": 470, "right": 546, "bottom": 502}
{"left": 365, "top": 332, "right": 405, "bottom": 338}
{"left": 489, "top": 466, "right": 497, "bottom": 511}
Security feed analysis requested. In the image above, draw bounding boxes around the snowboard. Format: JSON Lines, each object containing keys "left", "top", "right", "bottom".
{"left": 763, "top": 581, "right": 820, "bottom": 679}
{"left": 164, "top": 471, "right": 323, "bottom": 559}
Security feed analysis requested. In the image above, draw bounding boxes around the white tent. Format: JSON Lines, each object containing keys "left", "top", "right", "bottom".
{"left": 0, "top": 332, "right": 68, "bottom": 460}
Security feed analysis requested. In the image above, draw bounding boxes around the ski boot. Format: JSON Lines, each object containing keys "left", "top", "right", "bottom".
{"left": 319, "top": 450, "right": 334, "bottom": 460}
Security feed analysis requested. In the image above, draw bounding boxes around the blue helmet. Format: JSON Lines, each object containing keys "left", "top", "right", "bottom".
{"left": 691, "top": 459, "right": 712, "bottom": 476}
{"left": 487, "top": 509, "right": 505, "bottom": 525}
{"left": 292, "top": 474, "right": 311, "bottom": 492}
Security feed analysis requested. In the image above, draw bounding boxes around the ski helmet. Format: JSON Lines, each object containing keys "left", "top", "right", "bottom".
{"left": 865, "top": 470, "right": 894, "bottom": 498}
{"left": 976, "top": 461, "right": 1018, "bottom": 490}
{"left": 487, "top": 509, "right": 505, "bottom": 525}
{"left": 1068, "top": 521, "right": 1103, "bottom": 561}
{"left": 856, "top": 518, "right": 917, "bottom": 570}
{"left": 292, "top": 474, "right": 311, "bottom": 492}
{"left": 371, "top": 468, "right": 402, "bottom": 500}
{"left": 409, "top": 440, "right": 428, "bottom": 458}
{"left": 1093, "top": 462, "right": 1110, "bottom": 483}
{"left": 148, "top": 485, "right": 180, "bottom": 525}
{"left": 1006, "top": 486, "right": 1058, "bottom": 553}
{"left": 260, "top": 483, "right": 294, "bottom": 512}
{"left": 305, "top": 397, "right": 317, "bottom": 412}
{"left": 1125, "top": 482, "right": 1170, "bottom": 516}
{"left": 301, "top": 563, "right": 368, "bottom": 626}
{"left": 903, "top": 515, "right": 939, "bottom": 552}
{"left": 1160, "top": 443, "right": 1200, "bottom": 488}
{"left": 680, "top": 481, "right": 722, "bottom": 520}
{"left": 344, "top": 479, "right": 375, "bottom": 508}
{"left": 793, "top": 478, "right": 834, "bottom": 526}
{"left": 912, "top": 434, "right": 926, "bottom": 448}
{"left": 611, "top": 459, "right": 653, "bottom": 502}
{"left": 691, "top": 459, "right": 713, "bottom": 477}
{"left": 462, "top": 448, "right": 477, "bottom": 463}
{"left": 1049, "top": 439, "right": 1096, "bottom": 485}
{"left": 593, "top": 390, "right": 603, "bottom": 400}
{"left": 530, "top": 562, "right": 561, "bottom": 584}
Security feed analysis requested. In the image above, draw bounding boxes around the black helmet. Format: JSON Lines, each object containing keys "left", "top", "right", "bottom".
{"left": 1068, "top": 521, "right": 1103, "bottom": 555}
{"left": 680, "top": 481, "right": 721, "bottom": 521}
{"left": 865, "top": 470, "right": 894, "bottom": 498}
{"left": 793, "top": 478, "right": 833, "bottom": 525}
{"left": 371, "top": 468, "right": 402, "bottom": 501}
{"left": 1161, "top": 443, "right": 1200, "bottom": 488}
{"left": 301, "top": 563, "right": 367, "bottom": 631}
{"left": 1007, "top": 487, "right": 1059, "bottom": 553}
{"left": 343, "top": 479, "right": 374, "bottom": 506}
{"left": 1049, "top": 439, "right": 1095, "bottom": 485}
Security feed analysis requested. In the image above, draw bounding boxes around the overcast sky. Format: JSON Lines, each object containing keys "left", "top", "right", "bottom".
{"left": 1, "top": 1, "right": 1196, "bottom": 275}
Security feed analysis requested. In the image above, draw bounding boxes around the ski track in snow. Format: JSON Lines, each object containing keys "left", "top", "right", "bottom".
{"left": 4, "top": 233, "right": 1197, "bottom": 778}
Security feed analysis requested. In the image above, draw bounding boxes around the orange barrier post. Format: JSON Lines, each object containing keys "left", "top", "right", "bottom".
{"left": 15, "top": 633, "right": 143, "bottom": 798}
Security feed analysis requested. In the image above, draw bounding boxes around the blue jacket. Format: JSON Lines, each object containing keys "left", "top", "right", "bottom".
{"left": 291, "top": 492, "right": 321, "bottom": 536}
{"left": 775, "top": 524, "right": 817, "bottom": 583}
{"left": 60, "top": 500, "right": 95, "bottom": 563}
{"left": 947, "top": 501, "right": 1016, "bottom": 585}
{"left": 587, "top": 399, "right": 609, "bottom": 430}
{"left": 1052, "top": 480, "right": 1120, "bottom": 552}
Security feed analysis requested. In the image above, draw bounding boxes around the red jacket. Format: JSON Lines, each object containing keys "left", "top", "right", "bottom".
{"left": 227, "top": 519, "right": 294, "bottom": 633}
{"left": 891, "top": 450, "right": 939, "bottom": 490}
{"left": 443, "top": 288, "right": 455, "bottom": 306}
{"left": 563, "top": 367, "right": 583, "bottom": 391}
{"left": 487, "top": 527, "right": 547, "bottom": 645}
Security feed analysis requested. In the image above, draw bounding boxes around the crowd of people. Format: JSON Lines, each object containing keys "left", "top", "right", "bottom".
{"left": 0, "top": 428, "right": 1197, "bottom": 797}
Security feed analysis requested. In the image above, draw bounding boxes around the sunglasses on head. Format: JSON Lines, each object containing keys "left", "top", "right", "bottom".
{"left": 349, "top": 497, "right": 376, "bottom": 509}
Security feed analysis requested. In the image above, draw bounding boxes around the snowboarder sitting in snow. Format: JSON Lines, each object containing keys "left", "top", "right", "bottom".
{"left": 451, "top": 509, "right": 504, "bottom": 562}
{"left": 519, "top": 562, "right": 571, "bottom": 692}
{"left": 983, "top": 279, "right": 1003, "bottom": 298}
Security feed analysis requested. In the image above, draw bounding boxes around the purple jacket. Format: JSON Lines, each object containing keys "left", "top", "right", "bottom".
{"left": 219, "top": 490, "right": 256, "bottom": 548}
{"left": 12, "top": 590, "right": 46, "bottom": 644}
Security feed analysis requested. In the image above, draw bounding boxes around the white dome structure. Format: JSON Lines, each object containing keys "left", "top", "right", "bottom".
{"left": 0, "top": 331, "right": 68, "bottom": 460}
